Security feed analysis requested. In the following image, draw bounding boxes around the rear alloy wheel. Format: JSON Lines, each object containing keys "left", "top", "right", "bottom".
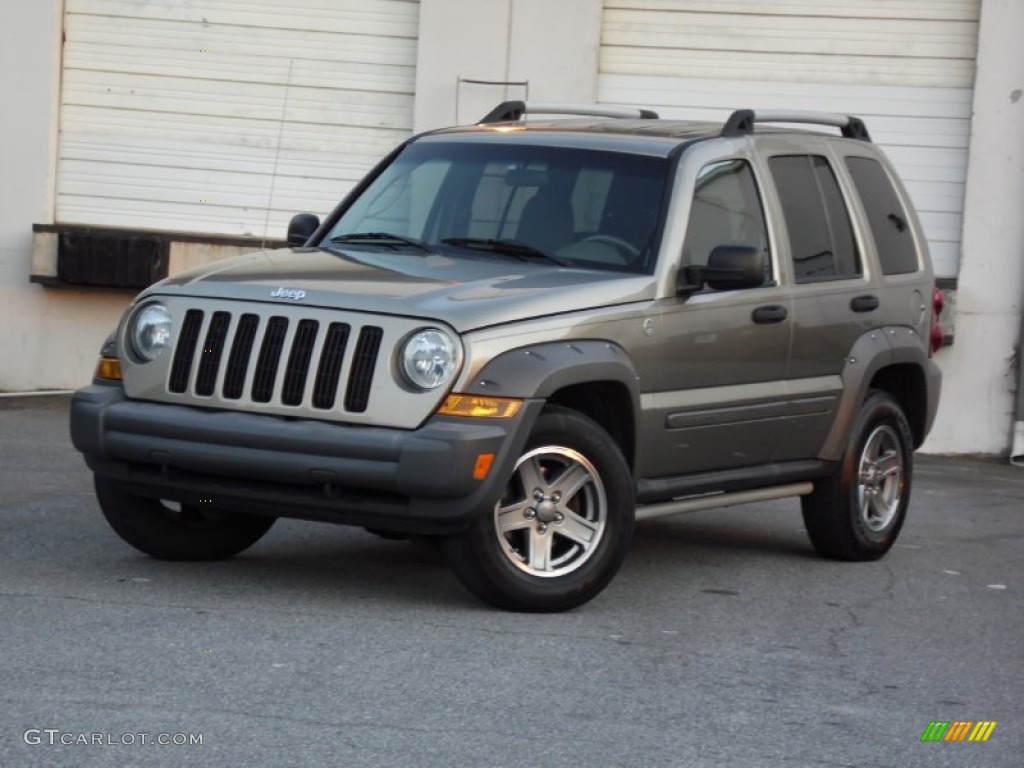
{"left": 444, "top": 405, "right": 634, "bottom": 612}
{"left": 95, "top": 476, "right": 275, "bottom": 561}
{"left": 802, "top": 390, "right": 914, "bottom": 560}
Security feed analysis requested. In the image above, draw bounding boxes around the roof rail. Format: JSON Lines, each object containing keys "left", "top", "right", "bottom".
{"left": 721, "top": 109, "right": 871, "bottom": 141}
{"left": 479, "top": 100, "right": 659, "bottom": 124}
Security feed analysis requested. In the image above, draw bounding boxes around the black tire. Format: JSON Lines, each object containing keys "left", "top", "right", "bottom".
{"left": 801, "top": 390, "right": 914, "bottom": 561}
{"left": 95, "top": 476, "right": 275, "bottom": 561}
{"left": 442, "top": 405, "right": 635, "bottom": 612}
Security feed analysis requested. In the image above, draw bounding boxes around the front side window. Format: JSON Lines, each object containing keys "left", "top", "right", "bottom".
{"left": 326, "top": 140, "right": 670, "bottom": 274}
{"left": 682, "top": 159, "right": 770, "bottom": 279}
{"left": 769, "top": 155, "right": 861, "bottom": 282}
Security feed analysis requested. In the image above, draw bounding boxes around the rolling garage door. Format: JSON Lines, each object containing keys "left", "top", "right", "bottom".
{"left": 55, "top": 0, "right": 419, "bottom": 238}
{"left": 598, "top": 0, "right": 980, "bottom": 278}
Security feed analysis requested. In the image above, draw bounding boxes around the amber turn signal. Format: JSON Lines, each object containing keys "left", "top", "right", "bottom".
{"left": 438, "top": 394, "right": 523, "bottom": 419}
{"left": 473, "top": 453, "right": 495, "bottom": 480}
{"left": 95, "top": 357, "right": 123, "bottom": 381}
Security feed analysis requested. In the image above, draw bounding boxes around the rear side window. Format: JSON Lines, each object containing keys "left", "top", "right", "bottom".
{"left": 845, "top": 157, "right": 919, "bottom": 275}
{"left": 769, "top": 155, "right": 860, "bottom": 282}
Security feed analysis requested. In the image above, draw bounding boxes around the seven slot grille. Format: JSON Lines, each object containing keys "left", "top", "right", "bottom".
{"left": 168, "top": 309, "right": 383, "bottom": 412}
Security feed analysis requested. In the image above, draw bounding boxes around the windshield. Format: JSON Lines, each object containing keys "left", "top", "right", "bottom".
{"left": 323, "top": 140, "right": 670, "bottom": 274}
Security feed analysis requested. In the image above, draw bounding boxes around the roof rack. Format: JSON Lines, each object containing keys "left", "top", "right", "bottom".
{"left": 721, "top": 109, "right": 871, "bottom": 141}
{"left": 479, "top": 100, "right": 659, "bottom": 124}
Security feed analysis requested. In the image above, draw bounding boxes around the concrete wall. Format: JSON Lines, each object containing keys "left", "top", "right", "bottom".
{"left": 413, "top": 0, "right": 602, "bottom": 131}
{"left": 925, "top": 0, "right": 1024, "bottom": 454}
{"left": 0, "top": 0, "right": 130, "bottom": 392}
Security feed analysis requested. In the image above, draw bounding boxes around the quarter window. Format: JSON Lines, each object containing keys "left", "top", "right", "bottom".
{"left": 769, "top": 155, "right": 861, "bottom": 282}
{"left": 845, "top": 156, "right": 919, "bottom": 275}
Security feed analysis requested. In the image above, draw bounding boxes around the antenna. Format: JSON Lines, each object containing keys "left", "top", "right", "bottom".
{"left": 261, "top": 58, "right": 294, "bottom": 250}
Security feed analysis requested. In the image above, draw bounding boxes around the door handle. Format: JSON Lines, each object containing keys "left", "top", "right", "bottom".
{"left": 850, "top": 294, "right": 880, "bottom": 313}
{"left": 751, "top": 304, "right": 788, "bottom": 324}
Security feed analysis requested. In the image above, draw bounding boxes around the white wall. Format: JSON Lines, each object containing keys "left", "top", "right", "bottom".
{"left": 925, "top": 0, "right": 1024, "bottom": 454}
{"left": 413, "top": 0, "right": 602, "bottom": 131}
{"left": 0, "top": 0, "right": 129, "bottom": 392}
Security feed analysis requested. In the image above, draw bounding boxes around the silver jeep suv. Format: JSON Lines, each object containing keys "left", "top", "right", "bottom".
{"left": 71, "top": 102, "right": 943, "bottom": 611}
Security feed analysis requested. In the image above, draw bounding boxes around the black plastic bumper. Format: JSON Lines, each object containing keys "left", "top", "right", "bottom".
{"left": 70, "top": 384, "right": 540, "bottom": 534}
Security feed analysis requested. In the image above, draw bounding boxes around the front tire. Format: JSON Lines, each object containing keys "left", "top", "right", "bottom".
{"left": 443, "top": 405, "right": 635, "bottom": 612}
{"left": 95, "top": 476, "right": 275, "bottom": 561}
{"left": 801, "top": 391, "right": 914, "bottom": 560}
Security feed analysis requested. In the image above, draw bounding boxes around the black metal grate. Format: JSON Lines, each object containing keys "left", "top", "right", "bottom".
{"left": 168, "top": 309, "right": 204, "bottom": 393}
{"left": 164, "top": 310, "right": 380, "bottom": 412}
{"left": 281, "top": 319, "right": 319, "bottom": 406}
{"left": 344, "top": 326, "right": 383, "bottom": 413}
{"left": 251, "top": 317, "right": 288, "bottom": 403}
{"left": 222, "top": 313, "right": 258, "bottom": 400}
{"left": 312, "top": 322, "right": 350, "bottom": 409}
{"left": 195, "top": 311, "right": 231, "bottom": 396}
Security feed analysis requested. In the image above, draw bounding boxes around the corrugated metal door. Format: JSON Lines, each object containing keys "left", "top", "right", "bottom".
{"left": 56, "top": 0, "right": 419, "bottom": 237}
{"left": 599, "top": 0, "right": 980, "bottom": 277}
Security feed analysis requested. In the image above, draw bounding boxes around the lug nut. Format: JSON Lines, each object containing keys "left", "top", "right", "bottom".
{"left": 524, "top": 508, "right": 536, "bottom": 519}
{"left": 554, "top": 512, "right": 564, "bottom": 522}
{"left": 551, "top": 492, "right": 562, "bottom": 503}
{"left": 534, "top": 489, "right": 545, "bottom": 501}
{"left": 537, "top": 523, "right": 548, "bottom": 534}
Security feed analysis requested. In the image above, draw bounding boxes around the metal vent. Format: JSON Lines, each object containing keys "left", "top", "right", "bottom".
{"left": 195, "top": 311, "right": 231, "bottom": 396}
{"left": 169, "top": 309, "right": 204, "bottom": 393}
{"left": 251, "top": 317, "right": 289, "bottom": 403}
{"left": 312, "top": 323, "right": 350, "bottom": 409}
{"left": 222, "top": 313, "right": 259, "bottom": 399}
{"left": 164, "top": 310, "right": 382, "bottom": 413}
{"left": 345, "top": 326, "right": 383, "bottom": 413}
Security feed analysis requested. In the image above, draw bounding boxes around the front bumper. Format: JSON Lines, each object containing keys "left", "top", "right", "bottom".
{"left": 70, "top": 384, "right": 540, "bottom": 534}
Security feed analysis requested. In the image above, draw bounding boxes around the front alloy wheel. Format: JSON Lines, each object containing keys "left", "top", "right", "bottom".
{"left": 444, "top": 405, "right": 634, "bottom": 612}
{"left": 496, "top": 446, "right": 608, "bottom": 577}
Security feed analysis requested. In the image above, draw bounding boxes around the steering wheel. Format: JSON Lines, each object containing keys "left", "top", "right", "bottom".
{"left": 577, "top": 234, "right": 640, "bottom": 260}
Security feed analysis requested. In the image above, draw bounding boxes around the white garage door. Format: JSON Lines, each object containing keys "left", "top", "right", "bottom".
{"left": 56, "top": 0, "right": 419, "bottom": 238}
{"left": 599, "top": 0, "right": 980, "bottom": 278}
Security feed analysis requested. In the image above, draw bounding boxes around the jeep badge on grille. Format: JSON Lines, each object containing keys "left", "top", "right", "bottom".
{"left": 270, "top": 287, "right": 306, "bottom": 300}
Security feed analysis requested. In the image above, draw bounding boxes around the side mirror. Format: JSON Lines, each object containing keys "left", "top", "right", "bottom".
{"left": 678, "top": 245, "right": 765, "bottom": 293}
{"left": 287, "top": 213, "right": 321, "bottom": 247}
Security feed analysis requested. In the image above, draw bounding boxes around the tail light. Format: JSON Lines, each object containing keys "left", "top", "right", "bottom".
{"left": 929, "top": 286, "right": 945, "bottom": 356}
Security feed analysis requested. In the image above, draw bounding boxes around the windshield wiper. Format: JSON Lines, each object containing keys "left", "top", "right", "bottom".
{"left": 329, "top": 232, "right": 432, "bottom": 253}
{"left": 441, "top": 238, "right": 567, "bottom": 266}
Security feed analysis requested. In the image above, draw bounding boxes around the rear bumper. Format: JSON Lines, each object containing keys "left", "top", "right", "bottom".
{"left": 70, "top": 384, "right": 539, "bottom": 534}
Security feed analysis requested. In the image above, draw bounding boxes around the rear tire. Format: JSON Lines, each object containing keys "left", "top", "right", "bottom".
{"left": 443, "top": 405, "right": 634, "bottom": 612}
{"left": 95, "top": 476, "right": 275, "bottom": 561}
{"left": 801, "top": 391, "right": 913, "bottom": 561}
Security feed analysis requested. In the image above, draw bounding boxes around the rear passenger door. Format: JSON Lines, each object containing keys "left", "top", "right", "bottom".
{"left": 759, "top": 139, "right": 876, "bottom": 460}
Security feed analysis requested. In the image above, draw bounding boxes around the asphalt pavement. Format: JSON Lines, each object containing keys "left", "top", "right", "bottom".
{"left": 1, "top": 395, "right": 1021, "bottom": 767}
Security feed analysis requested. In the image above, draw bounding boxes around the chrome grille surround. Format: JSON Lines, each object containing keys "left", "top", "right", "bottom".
{"left": 120, "top": 297, "right": 459, "bottom": 429}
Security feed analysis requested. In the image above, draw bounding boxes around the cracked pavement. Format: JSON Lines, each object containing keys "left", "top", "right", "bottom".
{"left": 1, "top": 395, "right": 1021, "bottom": 767}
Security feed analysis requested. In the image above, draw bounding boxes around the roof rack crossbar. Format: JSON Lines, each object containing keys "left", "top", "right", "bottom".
{"left": 721, "top": 109, "right": 871, "bottom": 141}
{"left": 479, "top": 100, "right": 658, "bottom": 124}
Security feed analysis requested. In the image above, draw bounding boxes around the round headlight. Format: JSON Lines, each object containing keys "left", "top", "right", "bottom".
{"left": 131, "top": 303, "right": 173, "bottom": 362}
{"left": 400, "top": 329, "right": 458, "bottom": 390}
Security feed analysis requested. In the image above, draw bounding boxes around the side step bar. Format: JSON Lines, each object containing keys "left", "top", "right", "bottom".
{"left": 635, "top": 482, "right": 814, "bottom": 521}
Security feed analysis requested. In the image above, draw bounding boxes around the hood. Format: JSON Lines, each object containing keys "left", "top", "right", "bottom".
{"left": 146, "top": 247, "right": 656, "bottom": 332}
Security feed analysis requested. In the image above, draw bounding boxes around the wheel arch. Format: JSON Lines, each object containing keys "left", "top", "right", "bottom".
{"left": 819, "top": 327, "right": 937, "bottom": 459}
{"left": 463, "top": 341, "right": 641, "bottom": 469}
